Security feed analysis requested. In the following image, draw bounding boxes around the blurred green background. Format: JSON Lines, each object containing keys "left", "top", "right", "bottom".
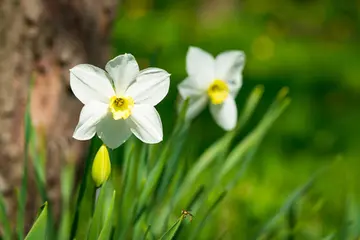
{"left": 110, "top": 0, "right": 360, "bottom": 238}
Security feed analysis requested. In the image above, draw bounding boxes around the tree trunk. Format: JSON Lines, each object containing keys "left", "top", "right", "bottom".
{"left": 0, "top": 0, "right": 118, "bottom": 231}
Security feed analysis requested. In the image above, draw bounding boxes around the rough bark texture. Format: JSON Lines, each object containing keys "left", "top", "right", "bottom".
{"left": 0, "top": 0, "right": 118, "bottom": 231}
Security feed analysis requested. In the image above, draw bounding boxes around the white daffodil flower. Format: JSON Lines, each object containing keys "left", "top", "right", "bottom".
{"left": 70, "top": 54, "right": 170, "bottom": 149}
{"left": 178, "top": 46, "right": 245, "bottom": 131}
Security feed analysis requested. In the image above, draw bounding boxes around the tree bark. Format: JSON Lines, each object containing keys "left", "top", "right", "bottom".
{"left": 0, "top": 0, "right": 118, "bottom": 231}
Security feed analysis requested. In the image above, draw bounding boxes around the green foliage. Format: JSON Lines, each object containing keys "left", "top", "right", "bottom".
{"left": 2, "top": 84, "right": 292, "bottom": 240}
{"left": 0, "top": 191, "right": 11, "bottom": 240}
{"left": 108, "top": 1, "right": 360, "bottom": 238}
{"left": 58, "top": 162, "right": 76, "bottom": 240}
{"left": 159, "top": 214, "right": 184, "bottom": 240}
{"left": 97, "top": 190, "right": 116, "bottom": 240}
{"left": 24, "top": 202, "right": 48, "bottom": 240}
{"left": 3, "top": 1, "right": 359, "bottom": 238}
{"left": 259, "top": 174, "right": 316, "bottom": 238}
{"left": 16, "top": 75, "right": 33, "bottom": 240}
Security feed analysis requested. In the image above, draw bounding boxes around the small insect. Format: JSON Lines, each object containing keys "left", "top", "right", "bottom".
{"left": 181, "top": 210, "right": 194, "bottom": 222}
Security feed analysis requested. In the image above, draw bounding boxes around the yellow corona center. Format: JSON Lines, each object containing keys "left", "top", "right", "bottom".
{"left": 109, "top": 96, "right": 134, "bottom": 120}
{"left": 207, "top": 79, "right": 229, "bottom": 105}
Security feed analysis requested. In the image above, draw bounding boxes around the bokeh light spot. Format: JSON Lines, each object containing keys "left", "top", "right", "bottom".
{"left": 251, "top": 35, "right": 275, "bottom": 61}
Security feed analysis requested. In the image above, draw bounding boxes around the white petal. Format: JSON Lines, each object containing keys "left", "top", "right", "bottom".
{"left": 178, "top": 77, "right": 204, "bottom": 98}
{"left": 127, "top": 104, "right": 163, "bottom": 144}
{"left": 210, "top": 96, "right": 237, "bottom": 131}
{"left": 125, "top": 68, "right": 170, "bottom": 106}
{"left": 105, "top": 54, "right": 140, "bottom": 95}
{"left": 178, "top": 77, "right": 208, "bottom": 120}
{"left": 96, "top": 114, "right": 132, "bottom": 149}
{"left": 70, "top": 64, "right": 115, "bottom": 104}
{"left": 215, "top": 51, "right": 245, "bottom": 97}
{"left": 73, "top": 101, "right": 108, "bottom": 140}
{"left": 183, "top": 95, "right": 208, "bottom": 120}
{"left": 186, "top": 46, "right": 215, "bottom": 89}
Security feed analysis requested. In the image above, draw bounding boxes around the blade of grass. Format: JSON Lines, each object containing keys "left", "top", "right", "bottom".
{"left": 135, "top": 99, "right": 190, "bottom": 219}
{"left": 17, "top": 75, "right": 34, "bottom": 240}
{"left": 142, "top": 225, "right": 151, "bottom": 240}
{"left": 118, "top": 140, "right": 141, "bottom": 238}
{"left": 98, "top": 191, "right": 116, "bottom": 240}
{"left": 322, "top": 233, "right": 335, "bottom": 240}
{"left": 113, "top": 138, "right": 134, "bottom": 222}
{"left": 137, "top": 144, "right": 149, "bottom": 193}
{"left": 71, "top": 137, "right": 102, "bottom": 240}
{"left": 113, "top": 138, "right": 137, "bottom": 240}
{"left": 159, "top": 214, "right": 185, "bottom": 240}
{"left": 191, "top": 147, "right": 259, "bottom": 236}
{"left": 258, "top": 174, "right": 316, "bottom": 238}
{"left": 218, "top": 93, "right": 290, "bottom": 182}
{"left": 0, "top": 191, "right": 12, "bottom": 240}
{"left": 133, "top": 100, "right": 191, "bottom": 236}
{"left": 88, "top": 181, "right": 113, "bottom": 240}
{"left": 135, "top": 142, "right": 184, "bottom": 239}
{"left": 24, "top": 202, "right": 48, "bottom": 240}
{"left": 189, "top": 191, "right": 227, "bottom": 240}
{"left": 58, "top": 161, "right": 76, "bottom": 240}
{"left": 159, "top": 185, "right": 204, "bottom": 236}
{"left": 135, "top": 140, "right": 174, "bottom": 219}
{"left": 157, "top": 124, "right": 189, "bottom": 199}
{"left": 118, "top": 200, "right": 140, "bottom": 240}
{"left": 287, "top": 203, "right": 296, "bottom": 240}
{"left": 339, "top": 194, "right": 360, "bottom": 240}
{"left": 29, "top": 131, "right": 47, "bottom": 201}
{"left": 122, "top": 142, "right": 138, "bottom": 212}
{"left": 29, "top": 129, "right": 55, "bottom": 238}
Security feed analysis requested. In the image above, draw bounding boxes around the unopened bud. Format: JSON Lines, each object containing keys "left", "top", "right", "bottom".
{"left": 92, "top": 144, "right": 111, "bottom": 187}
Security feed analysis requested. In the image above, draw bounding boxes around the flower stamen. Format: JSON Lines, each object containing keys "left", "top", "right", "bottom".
{"left": 109, "top": 96, "right": 134, "bottom": 120}
{"left": 207, "top": 79, "right": 229, "bottom": 104}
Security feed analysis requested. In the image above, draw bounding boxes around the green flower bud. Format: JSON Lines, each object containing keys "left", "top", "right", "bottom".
{"left": 92, "top": 144, "right": 111, "bottom": 187}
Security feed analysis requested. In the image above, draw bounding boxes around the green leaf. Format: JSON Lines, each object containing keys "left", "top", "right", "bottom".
{"left": 339, "top": 194, "right": 360, "bottom": 240}
{"left": 116, "top": 139, "right": 142, "bottom": 239}
{"left": 157, "top": 124, "right": 188, "bottom": 199}
{"left": 236, "top": 85, "right": 265, "bottom": 130}
{"left": 58, "top": 162, "right": 76, "bottom": 240}
{"left": 155, "top": 97, "right": 190, "bottom": 198}
{"left": 137, "top": 144, "right": 149, "bottom": 193}
{"left": 259, "top": 174, "right": 316, "bottom": 237}
{"left": 29, "top": 130, "right": 47, "bottom": 201}
{"left": 135, "top": 138, "right": 175, "bottom": 217}
{"left": 98, "top": 190, "right": 116, "bottom": 240}
{"left": 88, "top": 182, "right": 114, "bottom": 240}
{"left": 71, "top": 137, "right": 102, "bottom": 240}
{"left": 159, "top": 215, "right": 185, "bottom": 240}
{"left": 322, "top": 233, "right": 335, "bottom": 240}
{"left": 218, "top": 92, "right": 290, "bottom": 182}
{"left": 113, "top": 138, "right": 137, "bottom": 240}
{"left": 29, "top": 129, "right": 55, "bottom": 238}
{"left": 0, "top": 191, "right": 12, "bottom": 240}
{"left": 122, "top": 140, "right": 140, "bottom": 211}
{"left": 17, "top": 74, "right": 34, "bottom": 240}
{"left": 142, "top": 225, "right": 152, "bottom": 240}
{"left": 24, "top": 202, "right": 48, "bottom": 240}
{"left": 189, "top": 191, "right": 227, "bottom": 240}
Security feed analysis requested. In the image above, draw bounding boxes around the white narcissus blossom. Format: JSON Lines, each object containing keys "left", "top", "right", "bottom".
{"left": 178, "top": 46, "right": 245, "bottom": 131}
{"left": 70, "top": 54, "right": 170, "bottom": 149}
